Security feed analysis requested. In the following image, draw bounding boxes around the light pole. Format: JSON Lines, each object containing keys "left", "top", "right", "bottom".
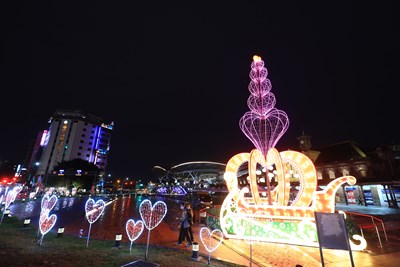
{"left": 91, "top": 171, "right": 97, "bottom": 196}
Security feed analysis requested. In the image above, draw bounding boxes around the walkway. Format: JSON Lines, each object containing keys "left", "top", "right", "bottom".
{"left": 160, "top": 203, "right": 400, "bottom": 267}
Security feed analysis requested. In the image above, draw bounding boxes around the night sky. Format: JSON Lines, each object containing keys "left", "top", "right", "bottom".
{"left": 0, "top": 2, "right": 395, "bottom": 181}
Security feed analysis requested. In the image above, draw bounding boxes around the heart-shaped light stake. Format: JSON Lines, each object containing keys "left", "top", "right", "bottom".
{"left": 200, "top": 227, "right": 224, "bottom": 265}
{"left": 37, "top": 194, "right": 58, "bottom": 245}
{"left": 36, "top": 194, "right": 58, "bottom": 237}
{"left": 139, "top": 199, "right": 167, "bottom": 260}
{"left": 125, "top": 219, "right": 144, "bottom": 254}
{"left": 38, "top": 213, "right": 57, "bottom": 245}
{"left": 84, "top": 198, "right": 105, "bottom": 247}
{"left": 1, "top": 185, "right": 23, "bottom": 225}
{"left": 41, "top": 194, "right": 58, "bottom": 215}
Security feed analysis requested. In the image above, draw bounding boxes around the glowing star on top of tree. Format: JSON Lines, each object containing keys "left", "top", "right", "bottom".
{"left": 239, "top": 55, "right": 289, "bottom": 156}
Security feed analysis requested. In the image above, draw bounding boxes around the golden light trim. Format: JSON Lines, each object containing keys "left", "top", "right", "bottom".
{"left": 219, "top": 148, "right": 365, "bottom": 250}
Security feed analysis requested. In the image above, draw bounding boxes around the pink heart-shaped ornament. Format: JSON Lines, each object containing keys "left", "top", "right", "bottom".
{"left": 41, "top": 195, "right": 58, "bottom": 214}
{"left": 39, "top": 214, "right": 57, "bottom": 235}
{"left": 139, "top": 200, "right": 167, "bottom": 230}
{"left": 247, "top": 93, "right": 275, "bottom": 115}
{"left": 5, "top": 185, "right": 23, "bottom": 209}
{"left": 125, "top": 219, "right": 144, "bottom": 242}
{"left": 200, "top": 227, "right": 224, "bottom": 252}
{"left": 239, "top": 109, "right": 289, "bottom": 156}
{"left": 4, "top": 191, "right": 15, "bottom": 209}
{"left": 85, "top": 198, "right": 105, "bottom": 224}
{"left": 248, "top": 77, "right": 271, "bottom": 96}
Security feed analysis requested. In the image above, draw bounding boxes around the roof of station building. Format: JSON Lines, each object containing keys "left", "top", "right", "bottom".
{"left": 153, "top": 161, "right": 227, "bottom": 178}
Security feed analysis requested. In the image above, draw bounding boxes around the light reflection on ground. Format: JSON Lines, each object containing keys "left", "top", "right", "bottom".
{"left": 7, "top": 195, "right": 182, "bottom": 241}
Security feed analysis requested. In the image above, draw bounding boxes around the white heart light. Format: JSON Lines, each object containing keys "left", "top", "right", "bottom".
{"left": 39, "top": 214, "right": 57, "bottom": 235}
{"left": 85, "top": 198, "right": 105, "bottom": 224}
{"left": 139, "top": 199, "right": 167, "bottom": 230}
{"left": 41, "top": 194, "right": 58, "bottom": 215}
{"left": 126, "top": 219, "right": 144, "bottom": 242}
{"left": 200, "top": 227, "right": 224, "bottom": 253}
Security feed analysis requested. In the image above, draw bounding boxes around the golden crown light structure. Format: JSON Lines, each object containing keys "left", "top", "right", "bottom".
{"left": 219, "top": 56, "right": 366, "bottom": 250}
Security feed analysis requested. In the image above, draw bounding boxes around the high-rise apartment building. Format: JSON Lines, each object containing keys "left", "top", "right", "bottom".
{"left": 36, "top": 110, "right": 113, "bottom": 177}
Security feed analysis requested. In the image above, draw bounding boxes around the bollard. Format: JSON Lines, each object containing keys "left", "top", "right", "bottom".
{"left": 57, "top": 227, "right": 65, "bottom": 237}
{"left": 115, "top": 233, "right": 122, "bottom": 248}
{"left": 191, "top": 242, "right": 201, "bottom": 261}
{"left": 4, "top": 209, "right": 11, "bottom": 217}
{"left": 23, "top": 218, "right": 31, "bottom": 228}
{"left": 79, "top": 228, "right": 84, "bottom": 238}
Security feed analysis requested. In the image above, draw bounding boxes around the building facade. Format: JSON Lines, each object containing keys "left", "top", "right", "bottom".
{"left": 35, "top": 110, "right": 113, "bottom": 179}
{"left": 297, "top": 132, "right": 400, "bottom": 208}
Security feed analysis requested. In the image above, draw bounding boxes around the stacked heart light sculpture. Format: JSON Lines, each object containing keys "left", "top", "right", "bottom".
{"left": 84, "top": 198, "right": 105, "bottom": 247}
{"left": 239, "top": 55, "right": 289, "bottom": 157}
{"left": 139, "top": 199, "right": 167, "bottom": 260}
{"left": 200, "top": 227, "right": 224, "bottom": 265}
{"left": 125, "top": 219, "right": 144, "bottom": 253}
{"left": 38, "top": 194, "right": 58, "bottom": 245}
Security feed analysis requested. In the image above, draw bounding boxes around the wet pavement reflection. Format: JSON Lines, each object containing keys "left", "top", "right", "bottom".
{"left": 9, "top": 194, "right": 184, "bottom": 243}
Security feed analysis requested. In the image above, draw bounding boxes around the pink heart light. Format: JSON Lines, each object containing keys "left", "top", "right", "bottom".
{"left": 139, "top": 200, "right": 167, "bottom": 230}
{"left": 41, "top": 195, "right": 58, "bottom": 214}
{"left": 4, "top": 191, "right": 15, "bottom": 210}
{"left": 240, "top": 109, "right": 289, "bottom": 156}
{"left": 85, "top": 198, "right": 105, "bottom": 224}
{"left": 39, "top": 214, "right": 57, "bottom": 235}
{"left": 126, "top": 219, "right": 144, "bottom": 242}
{"left": 200, "top": 227, "right": 224, "bottom": 253}
{"left": 5, "top": 185, "right": 23, "bottom": 209}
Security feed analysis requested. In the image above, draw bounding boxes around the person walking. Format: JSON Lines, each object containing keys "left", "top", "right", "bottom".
{"left": 185, "top": 202, "right": 194, "bottom": 243}
{"left": 175, "top": 202, "right": 192, "bottom": 246}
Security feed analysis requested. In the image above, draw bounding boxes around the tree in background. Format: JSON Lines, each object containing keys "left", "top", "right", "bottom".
{"left": 48, "top": 159, "right": 101, "bottom": 192}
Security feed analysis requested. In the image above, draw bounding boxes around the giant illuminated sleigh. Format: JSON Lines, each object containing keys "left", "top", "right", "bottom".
{"left": 219, "top": 148, "right": 366, "bottom": 250}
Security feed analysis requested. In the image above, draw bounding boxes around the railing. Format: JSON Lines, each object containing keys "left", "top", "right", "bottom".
{"left": 344, "top": 211, "right": 388, "bottom": 248}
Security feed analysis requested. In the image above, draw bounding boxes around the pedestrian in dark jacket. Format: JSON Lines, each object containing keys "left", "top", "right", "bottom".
{"left": 185, "top": 202, "right": 194, "bottom": 243}
{"left": 175, "top": 202, "right": 192, "bottom": 246}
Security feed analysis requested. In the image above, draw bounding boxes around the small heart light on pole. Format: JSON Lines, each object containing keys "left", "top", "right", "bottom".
{"left": 125, "top": 219, "right": 144, "bottom": 253}
{"left": 85, "top": 198, "right": 105, "bottom": 247}
{"left": 200, "top": 227, "right": 224, "bottom": 265}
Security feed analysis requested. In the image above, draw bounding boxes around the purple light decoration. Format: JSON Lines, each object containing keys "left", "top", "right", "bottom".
{"left": 239, "top": 55, "right": 289, "bottom": 156}
{"left": 172, "top": 186, "right": 187, "bottom": 195}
